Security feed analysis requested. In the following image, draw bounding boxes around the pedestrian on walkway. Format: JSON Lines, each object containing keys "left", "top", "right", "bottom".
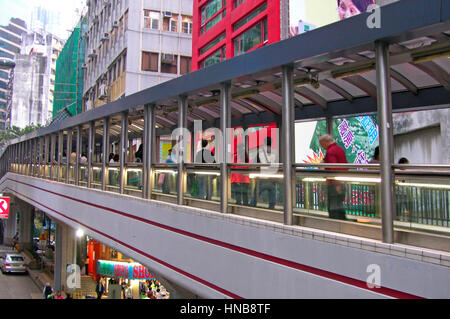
{"left": 320, "top": 134, "right": 349, "bottom": 220}
{"left": 96, "top": 279, "right": 105, "bottom": 299}
{"left": 43, "top": 282, "right": 53, "bottom": 299}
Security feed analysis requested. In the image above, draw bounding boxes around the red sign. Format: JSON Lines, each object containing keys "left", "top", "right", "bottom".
{"left": 0, "top": 197, "right": 10, "bottom": 219}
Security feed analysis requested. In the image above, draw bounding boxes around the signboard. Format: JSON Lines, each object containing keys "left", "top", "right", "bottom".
{"left": 96, "top": 260, "right": 155, "bottom": 280}
{"left": 289, "top": 0, "right": 387, "bottom": 37}
{"left": 0, "top": 197, "right": 10, "bottom": 219}
{"left": 296, "top": 116, "right": 379, "bottom": 165}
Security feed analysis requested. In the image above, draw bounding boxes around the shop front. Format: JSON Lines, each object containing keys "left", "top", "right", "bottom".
{"left": 96, "top": 259, "right": 158, "bottom": 299}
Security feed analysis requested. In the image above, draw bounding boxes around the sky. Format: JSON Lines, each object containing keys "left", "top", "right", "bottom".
{"left": 0, "top": 0, "right": 86, "bottom": 40}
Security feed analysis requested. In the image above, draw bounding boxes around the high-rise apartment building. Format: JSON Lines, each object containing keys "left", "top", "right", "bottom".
{"left": 9, "top": 29, "right": 64, "bottom": 128}
{"left": 0, "top": 18, "right": 28, "bottom": 131}
{"left": 31, "top": 6, "right": 61, "bottom": 35}
{"left": 83, "top": 0, "right": 193, "bottom": 111}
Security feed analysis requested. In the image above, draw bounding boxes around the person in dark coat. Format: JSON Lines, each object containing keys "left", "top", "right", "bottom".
{"left": 95, "top": 279, "right": 105, "bottom": 299}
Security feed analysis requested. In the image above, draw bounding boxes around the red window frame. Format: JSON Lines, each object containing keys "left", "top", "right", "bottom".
{"left": 200, "top": 0, "right": 227, "bottom": 35}
{"left": 233, "top": 17, "right": 268, "bottom": 56}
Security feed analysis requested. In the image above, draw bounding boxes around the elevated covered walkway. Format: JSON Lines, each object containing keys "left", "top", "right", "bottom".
{"left": 1, "top": 0, "right": 450, "bottom": 298}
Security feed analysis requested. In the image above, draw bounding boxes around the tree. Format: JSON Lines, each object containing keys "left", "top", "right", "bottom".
{"left": 0, "top": 124, "right": 44, "bottom": 150}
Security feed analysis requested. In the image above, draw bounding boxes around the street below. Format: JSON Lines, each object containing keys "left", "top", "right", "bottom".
{"left": 0, "top": 245, "right": 42, "bottom": 299}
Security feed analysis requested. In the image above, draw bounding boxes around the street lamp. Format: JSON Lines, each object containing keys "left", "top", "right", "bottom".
{"left": 76, "top": 228, "right": 84, "bottom": 238}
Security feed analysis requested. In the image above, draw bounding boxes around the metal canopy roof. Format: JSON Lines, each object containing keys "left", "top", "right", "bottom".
{"left": 9, "top": 0, "right": 450, "bottom": 144}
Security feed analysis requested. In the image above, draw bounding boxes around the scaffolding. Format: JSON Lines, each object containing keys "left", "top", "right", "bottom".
{"left": 52, "top": 17, "right": 86, "bottom": 120}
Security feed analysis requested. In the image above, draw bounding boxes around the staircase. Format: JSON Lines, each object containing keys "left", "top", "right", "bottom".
{"left": 73, "top": 275, "right": 98, "bottom": 299}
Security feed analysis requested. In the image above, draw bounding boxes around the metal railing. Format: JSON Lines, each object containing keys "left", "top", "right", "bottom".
{"left": 4, "top": 158, "right": 450, "bottom": 239}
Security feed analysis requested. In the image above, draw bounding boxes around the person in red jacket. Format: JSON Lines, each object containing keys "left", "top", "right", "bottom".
{"left": 319, "top": 134, "right": 348, "bottom": 220}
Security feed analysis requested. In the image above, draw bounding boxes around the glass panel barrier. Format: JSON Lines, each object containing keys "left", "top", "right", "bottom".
{"left": 294, "top": 171, "right": 381, "bottom": 224}
{"left": 45, "top": 165, "right": 51, "bottom": 179}
{"left": 393, "top": 166, "right": 450, "bottom": 235}
{"left": 108, "top": 166, "right": 120, "bottom": 187}
{"left": 51, "top": 165, "right": 58, "bottom": 180}
{"left": 153, "top": 167, "right": 178, "bottom": 196}
{"left": 126, "top": 165, "right": 143, "bottom": 190}
{"left": 80, "top": 165, "right": 88, "bottom": 183}
{"left": 185, "top": 168, "right": 221, "bottom": 202}
{"left": 92, "top": 165, "right": 102, "bottom": 184}
{"left": 61, "top": 165, "right": 67, "bottom": 181}
{"left": 229, "top": 165, "right": 284, "bottom": 211}
{"left": 68, "top": 165, "right": 75, "bottom": 183}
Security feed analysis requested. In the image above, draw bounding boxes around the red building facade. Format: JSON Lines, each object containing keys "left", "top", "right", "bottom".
{"left": 192, "top": 0, "right": 281, "bottom": 71}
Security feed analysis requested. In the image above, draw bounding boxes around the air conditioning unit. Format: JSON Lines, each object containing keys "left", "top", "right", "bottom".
{"left": 88, "top": 49, "right": 97, "bottom": 59}
{"left": 98, "top": 84, "right": 108, "bottom": 100}
{"left": 82, "top": 63, "right": 88, "bottom": 69}
{"left": 161, "top": 53, "right": 175, "bottom": 64}
{"left": 101, "top": 33, "right": 109, "bottom": 42}
{"left": 164, "top": 11, "right": 172, "bottom": 18}
{"left": 112, "top": 21, "right": 119, "bottom": 29}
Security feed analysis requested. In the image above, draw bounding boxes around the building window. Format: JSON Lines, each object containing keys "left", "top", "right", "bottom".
{"left": 160, "top": 54, "right": 177, "bottom": 74}
{"left": 180, "top": 56, "right": 191, "bottom": 75}
{"left": 181, "top": 15, "right": 193, "bottom": 34}
{"left": 142, "top": 51, "right": 159, "bottom": 72}
{"left": 163, "top": 14, "right": 178, "bottom": 32}
{"left": 122, "top": 53, "right": 127, "bottom": 73}
{"left": 234, "top": 18, "right": 267, "bottom": 56}
{"left": 119, "top": 17, "right": 124, "bottom": 36}
{"left": 199, "top": 46, "right": 226, "bottom": 69}
{"left": 233, "top": 2, "right": 267, "bottom": 31}
{"left": 199, "top": 32, "right": 225, "bottom": 56}
{"left": 124, "top": 11, "right": 128, "bottom": 31}
{"left": 144, "top": 10, "right": 160, "bottom": 30}
{"left": 234, "top": 0, "right": 246, "bottom": 8}
{"left": 200, "top": 0, "right": 226, "bottom": 34}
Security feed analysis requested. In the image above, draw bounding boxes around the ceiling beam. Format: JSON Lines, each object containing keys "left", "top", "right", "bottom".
{"left": 342, "top": 75, "right": 377, "bottom": 99}
{"left": 294, "top": 86, "right": 328, "bottom": 109}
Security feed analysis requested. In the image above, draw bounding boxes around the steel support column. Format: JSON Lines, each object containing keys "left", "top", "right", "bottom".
{"left": 87, "top": 121, "right": 94, "bottom": 188}
{"left": 220, "top": 82, "right": 231, "bottom": 214}
{"left": 143, "top": 104, "right": 155, "bottom": 199}
{"left": 282, "top": 65, "right": 295, "bottom": 225}
{"left": 28, "top": 139, "right": 32, "bottom": 175}
{"left": 34, "top": 139, "right": 37, "bottom": 176}
{"left": 66, "top": 129, "right": 72, "bottom": 183}
{"left": 75, "top": 127, "right": 81, "bottom": 185}
{"left": 102, "top": 117, "right": 110, "bottom": 191}
{"left": 39, "top": 137, "right": 44, "bottom": 178}
{"left": 375, "top": 41, "right": 395, "bottom": 244}
{"left": 50, "top": 134, "right": 56, "bottom": 179}
{"left": 178, "top": 96, "right": 187, "bottom": 206}
{"left": 44, "top": 136, "right": 49, "bottom": 178}
{"left": 120, "top": 111, "right": 128, "bottom": 194}
{"left": 57, "top": 131, "right": 63, "bottom": 182}
{"left": 19, "top": 142, "right": 23, "bottom": 174}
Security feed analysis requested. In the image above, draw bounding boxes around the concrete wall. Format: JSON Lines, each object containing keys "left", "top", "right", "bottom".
{"left": 393, "top": 109, "right": 450, "bottom": 164}
{"left": 1, "top": 173, "right": 449, "bottom": 299}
